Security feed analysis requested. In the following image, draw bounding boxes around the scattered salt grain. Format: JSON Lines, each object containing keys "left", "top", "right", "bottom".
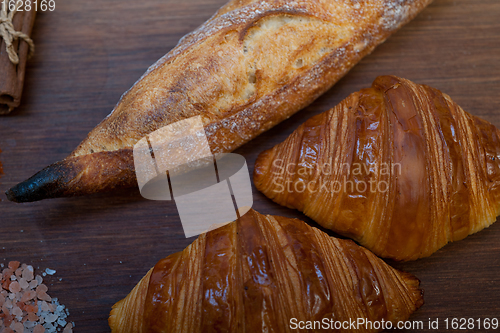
{"left": 0, "top": 261, "right": 73, "bottom": 333}
{"left": 9, "top": 281, "right": 21, "bottom": 293}
{"left": 28, "top": 312, "right": 39, "bottom": 321}
{"left": 11, "top": 306, "right": 22, "bottom": 317}
{"left": 45, "top": 313, "right": 58, "bottom": 323}
{"left": 62, "top": 322, "right": 73, "bottom": 333}
{"left": 21, "top": 290, "right": 36, "bottom": 303}
{"left": 24, "top": 320, "right": 37, "bottom": 329}
{"left": 12, "top": 321, "right": 24, "bottom": 333}
{"left": 36, "top": 284, "right": 48, "bottom": 294}
{"left": 29, "top": 280, "right": 39, "bottom": 289}
{"left": 33, "top": 325, "right": 44, "bottom": 333}
{"left": 8, "top": 261, "right": 20, "bottom": 271}
{"left": 23, "top": 266, "right": 34, "bottom": 281}
{"left": 41, "top": 301, "right": 50, "bottom": 312}
{"left": 19, "top": 278, "right": 29, "bottom": 290}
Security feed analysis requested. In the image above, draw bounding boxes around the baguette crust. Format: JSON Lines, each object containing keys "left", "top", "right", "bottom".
{"left": 7, "top": 0, "right": 433, "bottom": 202}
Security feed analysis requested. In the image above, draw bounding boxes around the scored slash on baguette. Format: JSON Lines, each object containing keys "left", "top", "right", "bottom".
{"left": 7, "top": 0, "right": 433, "bottom": 202}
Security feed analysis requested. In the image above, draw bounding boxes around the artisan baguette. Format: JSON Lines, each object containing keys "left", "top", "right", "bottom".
{"left": 7, "top": 0, "right": 432, "bottom": 202}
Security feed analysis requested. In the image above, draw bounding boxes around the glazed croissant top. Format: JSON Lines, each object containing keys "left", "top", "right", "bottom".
{"left": 109, "top": 209, "right": 423, "bottom": 332}
{"left": 254, "top": 76, "right": 500, "bottom": 261}
{"left": 6, "top": 0, "right": 432, "bottom": 202}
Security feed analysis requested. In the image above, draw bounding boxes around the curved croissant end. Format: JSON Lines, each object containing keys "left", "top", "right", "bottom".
{"left": 109, "top": 209, "right": 423, "bottom": 333}
{"left": 109, "top": 268, "right": 153, "bottom": 332}
{"left": 254, "top": 75, "right": 500, "bottom": 261}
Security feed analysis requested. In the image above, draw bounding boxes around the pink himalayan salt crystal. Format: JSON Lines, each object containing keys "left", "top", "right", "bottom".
{"left": 22, "top": 266, "right": 34, "bottom": 282}
{"left": 18, "top": 278, "right": 29, "bottom": 290}
{"left": 36, "top": 284, "right": 51, "bottom": 302}
{"left": 12, "top": 321, "right": 24, "bottom": 333}
{"left": 20, "top": 290, "right": 36, "bottom": 303}
{"left": 40, "top": 301, "right": 50, "bottom": 312}
{"left": 4, "top": 298, "right": 13, "bottom": 309}
{"left": 28, "top": 279, "right": 38, "bottom": 289}
{"left": 27, "top": 311, "right": 39, "bottom": 321}
{"left": 8, "top": 292, "right": 18, "bottom": 302}
{"left": 37, "top": 291, "right": 51, "bottom": 302}
{"left": 11, "top": 306, "right": 22, "bottom": 317}
{"left": 35, "top": 284, "right": 47, "bottom": 294}
{"left": 2, "top": 280, "right": 11, "bottom": 291}
{"left": 33, "top": 324, "right": 45, "bottom": 333}
{"left": 62, "top": 323, "right": 73, "bottom": 333}
{"left": 0, "top": 262, "right": 71, "bottom": 331}
{"left": 8, "top": 261, "right": 20, "bottom": 271}
{"left": 3, "top": 313, "right": 13, "bottom": 327}
{"left": 25, "top": 303, "right": 37, "bottom": 313}
{"left": 8, "top": 281, "right": 21, "bottom": 293}
{"left": 47, "top": 302, "right": 55, "bottom": 312}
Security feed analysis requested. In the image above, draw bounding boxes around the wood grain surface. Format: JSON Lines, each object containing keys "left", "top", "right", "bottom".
{"left": 0, "top": 0, "right": 499, "bottom": 331}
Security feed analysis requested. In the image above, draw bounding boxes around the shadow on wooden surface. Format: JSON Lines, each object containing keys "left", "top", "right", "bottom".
{"left": 0, "top": 0, "right": 499, "bottom": 331}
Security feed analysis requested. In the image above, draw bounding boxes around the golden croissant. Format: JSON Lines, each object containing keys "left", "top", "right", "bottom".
{"left": 109, "top": 209, "right": 423, "bottom": 332}
{"left": 254, "top": 75, "right": 500, "bottom": 261}
{"left": 6, "top": 0, "right": 432, "bottom": 202}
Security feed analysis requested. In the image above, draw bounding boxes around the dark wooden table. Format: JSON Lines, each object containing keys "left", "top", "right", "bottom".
{"left": 0, "top": 0, "right": 499, "bottom": 331}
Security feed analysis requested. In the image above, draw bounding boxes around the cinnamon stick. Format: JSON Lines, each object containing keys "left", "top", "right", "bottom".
{"left": 0, "top": 4, "right": 36, "bottom": 114}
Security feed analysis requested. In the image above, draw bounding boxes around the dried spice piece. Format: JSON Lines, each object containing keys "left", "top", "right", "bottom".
{"left": 0, "top": 262, "right": 73, "bottom": 332}
{"left": 0, "top": 3, "right": 37, "bottom": 114}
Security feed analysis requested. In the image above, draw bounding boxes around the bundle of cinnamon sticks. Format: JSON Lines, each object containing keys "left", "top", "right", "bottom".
{"left": 0, "top": 4, "right": 36, "bottom": 114}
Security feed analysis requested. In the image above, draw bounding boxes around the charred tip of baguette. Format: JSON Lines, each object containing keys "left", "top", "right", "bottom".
{"left": 6, "top": 149, "right": 137, "bottom": 203}
{"left": 6, "top": 160, "right": 74, "bottom": 203}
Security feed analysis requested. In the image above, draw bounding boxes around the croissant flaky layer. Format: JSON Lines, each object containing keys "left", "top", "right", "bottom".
{"left": 6, "top": 0, "right": 432, "bottom": 202}
{"left": 109, "top": 209, "right": 423, "bottom": 333}
{"left": 254, "top": 75, "right": 500, "bottom": 261}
